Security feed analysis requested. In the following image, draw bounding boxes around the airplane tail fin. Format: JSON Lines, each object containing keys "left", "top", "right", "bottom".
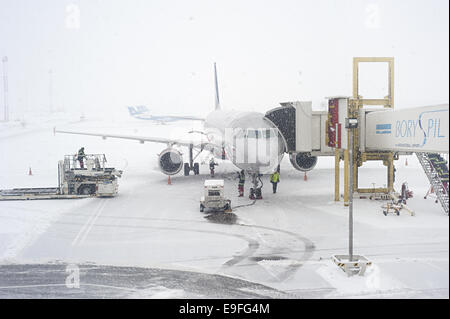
{"left": 128, "top": 106, "right": 137, "bottom": 116}
{"left": 214, "top": 62, "right": 220, "bottom": 110}
{"left": 137, "top": 105, "right": 149, "bottom": 113}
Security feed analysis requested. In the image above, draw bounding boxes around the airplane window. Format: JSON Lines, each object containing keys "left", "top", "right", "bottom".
{"left": 246, "top": 129, "right": 258, "bottom": 138}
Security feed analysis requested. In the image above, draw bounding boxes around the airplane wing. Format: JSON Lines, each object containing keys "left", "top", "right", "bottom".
{"left": 154, "top": 115, "right": 205, "bottom": 121}
{"left": 127, "top": 106, "right": 204, "bottom": 122}
{"left": 54, "top": 129, "right": 219, "bottom": 150}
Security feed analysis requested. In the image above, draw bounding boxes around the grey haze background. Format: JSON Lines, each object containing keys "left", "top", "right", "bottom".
{"left": 0, "top": 0, "right": 448, "bottom": 119}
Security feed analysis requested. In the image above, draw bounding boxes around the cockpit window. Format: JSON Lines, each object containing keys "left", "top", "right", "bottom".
{"left": 246, "top": 129, "right": 259, "bottom": 138}
{"left": 245, "top": 129, "right": 274, "bottom": 139}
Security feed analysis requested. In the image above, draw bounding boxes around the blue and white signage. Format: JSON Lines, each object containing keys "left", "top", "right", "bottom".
{"left": 365, "top": 104, "right": 449, "bottom": 153}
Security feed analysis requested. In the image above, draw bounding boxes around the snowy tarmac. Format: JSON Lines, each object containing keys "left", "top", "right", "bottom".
{"left": 0, "top": 113, "right": 448, "bottom": 298}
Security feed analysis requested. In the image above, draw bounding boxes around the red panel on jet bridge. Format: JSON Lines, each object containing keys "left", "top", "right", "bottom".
{"left": 328, "top": 98, "right": 340, "bottom": 148}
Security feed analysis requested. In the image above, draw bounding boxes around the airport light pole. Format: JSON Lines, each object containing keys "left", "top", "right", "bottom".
{"left": 49, "top": 69, "right": 53, "bottom": 114}
{"left": 345, "top": 118, "right": 358, "bottom": 262}
{"left": 2, "top": 56, "right": 8, "bottom": 122}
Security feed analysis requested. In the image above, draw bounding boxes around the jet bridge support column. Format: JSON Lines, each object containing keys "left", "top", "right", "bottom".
{"left": 335, "top": 148, "right": 340, "bottom": 202}
{"left": 344, "top": 149, "right": 349, "bottom": 206}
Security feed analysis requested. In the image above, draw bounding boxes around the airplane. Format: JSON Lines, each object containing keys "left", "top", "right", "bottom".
{"left": 127, "top": 105, "right": 204, "bottom": 123}
{"left": 55, "top": 63, "right": 319, "bottom": 195}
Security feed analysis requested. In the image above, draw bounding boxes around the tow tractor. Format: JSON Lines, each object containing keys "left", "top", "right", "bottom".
{"left": 200, "top": 180, "right": 231, "bottom": 213}
{"left": 0, "top": 154, "right": 123, "bottom": 201}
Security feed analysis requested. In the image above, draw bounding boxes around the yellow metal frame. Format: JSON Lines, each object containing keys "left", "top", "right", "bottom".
{"left": 334, "top": 57, "right": 397, "bottom": 203}
{"left": 351, "top": 57, "right": 395, "bottom": 195}
{"left": 333, "top": 58, "right": 396, "bottom": 203}
{"left": 352, "top": 56, "right": 394, "bottom": 108}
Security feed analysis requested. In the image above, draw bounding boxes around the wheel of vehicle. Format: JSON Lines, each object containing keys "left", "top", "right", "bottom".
{"left": 184, "top": 163, "right": 190, "bottom": 176}
{"left": 200, "top": 204, "right": 204, "bottom": 212}
{"left": 194, "top": 163, "right": 200, "bottom": 175}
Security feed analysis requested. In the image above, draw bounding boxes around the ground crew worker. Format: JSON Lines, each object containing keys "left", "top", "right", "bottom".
{"left": 270, "top": 170, "right": 280, "bottom": 194}
{"left": 221, "top": 147, "right": 226, "bottom": 160}
{"left": 209, "top": 158, "right": 218, "bottom": 177}
{"left": 393, "top": 166, "right": 396, "bottom": 183}
{"left": 238, "top": 170, "right": 245, "bottom": 197}
{"left": 77, "top": 147, "right": 86, "bottom": 168}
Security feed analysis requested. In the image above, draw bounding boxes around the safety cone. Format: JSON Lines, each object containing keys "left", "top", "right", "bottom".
{"left": 168, "top": 175, "right": 172, "bottom": 185}
{"left": 28, "top": 167, "right": 33, "bottom": 176}
{"left": 405, "top": 158, "right": 408, "bottom": 166}
{"left": 304, "top": 172, "right": 307, "bottom": 181}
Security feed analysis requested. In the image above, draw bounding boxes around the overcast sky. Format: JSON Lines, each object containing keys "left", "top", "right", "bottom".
{"left": 0, "top": 0, "right": 448, "bottom": 118}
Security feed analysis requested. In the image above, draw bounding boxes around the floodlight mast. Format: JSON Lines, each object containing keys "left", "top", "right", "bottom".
{"left": 49, "top": 69, "right": 53, "bottom": 114}
{"left": 2, "top": 56, "right": 8, "bottom": 122}
{"left": 345, "top": 117, "right": 358, "bottom": 261}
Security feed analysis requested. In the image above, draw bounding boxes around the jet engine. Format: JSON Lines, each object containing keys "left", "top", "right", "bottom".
{"left": 289, "top": 152, "right": 318, "bottom": 172}
{"left": 158, "top": 148, "right": 183, "bottom": 175}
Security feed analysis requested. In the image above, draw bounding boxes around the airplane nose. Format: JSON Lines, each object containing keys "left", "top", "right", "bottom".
{"left": 227, "top": 129, "right": 284, "bottom": 173}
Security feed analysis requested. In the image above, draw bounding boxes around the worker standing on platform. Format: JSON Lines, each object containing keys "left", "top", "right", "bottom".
{"left": 270, "top": 170, "right": 280, "bottom": 194}
{"left": 237, "top": 170, "right": 245, "bottom": 197}
{"left": 77, "top": 147, "right": 86, "bottom": 168}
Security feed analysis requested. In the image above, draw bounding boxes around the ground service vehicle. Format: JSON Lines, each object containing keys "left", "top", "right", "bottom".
{"left": 200, "top": 179, "right": 231, "bottom": 213}
{"left": 0, "top": 154, "right": 122, "bottom": 200}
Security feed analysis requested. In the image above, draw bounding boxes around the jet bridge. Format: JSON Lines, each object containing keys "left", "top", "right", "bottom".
{"left": 360, "top": 104, "right": 448, "bottom": 154}
{"left": 265, "top": 101, "right": 333, "bottom": 156}
{"left": 265, "top": 57, "right": 449, "bottom": 213}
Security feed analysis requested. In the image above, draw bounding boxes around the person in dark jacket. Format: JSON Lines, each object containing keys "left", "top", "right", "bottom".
{"left": 237, "top": 170, "right": 245, "bottom": 197}
{"left": 77, "top": 147, "right": 86, "bottom": 168}
{"left": 209, "top": 158, "right": 218, "bottom": 177}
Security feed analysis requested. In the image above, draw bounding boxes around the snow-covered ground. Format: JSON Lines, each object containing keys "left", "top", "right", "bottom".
{"left": 0, "top": 112, "right": 448, "bottom": 298}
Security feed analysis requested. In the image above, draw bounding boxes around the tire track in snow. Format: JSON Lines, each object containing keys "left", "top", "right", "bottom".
{"left": 71, "top": 199, "right": 107, "bottom": 247}
{"left": 57, "top": 213, "right": 314, "bottom": 281}
{"left": 236, "top": 223, "right": 316, "bottom": 281}
{"left": 56, "top": 219, "right": 260, "bottom": 267}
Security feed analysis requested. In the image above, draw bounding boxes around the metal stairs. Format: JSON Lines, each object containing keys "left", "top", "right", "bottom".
{"left": 416, "top": 153, "right": 449, "bottom": 215}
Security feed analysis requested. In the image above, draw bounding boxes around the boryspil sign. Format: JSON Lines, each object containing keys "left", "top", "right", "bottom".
{"left": 365, "top": 104, "right": 449, "bottom": 153}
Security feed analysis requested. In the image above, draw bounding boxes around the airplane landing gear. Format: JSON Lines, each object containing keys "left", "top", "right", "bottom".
{"left": 184, "top": 144, "right": 200, "bottom": 176}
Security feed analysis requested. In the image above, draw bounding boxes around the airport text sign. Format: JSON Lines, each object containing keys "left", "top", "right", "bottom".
{"left": 365, "top": 104, "right": 449, "bottom": 153}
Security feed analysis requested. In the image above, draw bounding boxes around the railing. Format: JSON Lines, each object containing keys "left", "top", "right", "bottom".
{"left": 63, "top": 154, "right": 107, "bottom": 170}
{"left": 416, "top": 153, "right": 449, "bottom": 215}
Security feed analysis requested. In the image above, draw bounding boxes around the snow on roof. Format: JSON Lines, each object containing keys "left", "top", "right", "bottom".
{"left": 204, "top": 179, "right": 224, "bottom": 187}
